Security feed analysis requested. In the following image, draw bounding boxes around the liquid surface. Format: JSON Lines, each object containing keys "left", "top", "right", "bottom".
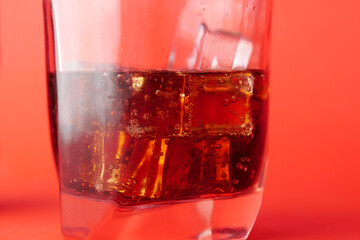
{"left": 49, "top": 69, "right": 268, "bottom": 207}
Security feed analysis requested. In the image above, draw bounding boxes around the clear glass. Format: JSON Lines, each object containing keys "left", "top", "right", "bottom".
{"left": 44, "top": 0, "right": 272, "bottom": 239}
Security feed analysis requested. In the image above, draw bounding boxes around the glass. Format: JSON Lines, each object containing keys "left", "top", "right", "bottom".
{"left": 44, "top": 0, "right": 272, "bottom": 239}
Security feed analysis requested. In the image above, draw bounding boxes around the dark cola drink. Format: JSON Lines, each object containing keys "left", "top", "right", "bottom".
{"left": 49, "top": 69, "right": 268, "bottom": 207}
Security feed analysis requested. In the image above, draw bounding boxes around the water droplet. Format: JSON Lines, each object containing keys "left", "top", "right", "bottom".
{"left": 247, "top": 87, "right": 251, "bottom": 92}
{"left": 221, "top": 173, "right": 227, "bottom": 178}
{"left": 165, "top": 140, "right": 170, "bottom": 145}
{"left": 144, "top": 95, "right": 150, "bottom": 101}
{"left": 245, "top": 157, "right": 250, "bottom": 162}
{"left": 108, "top": 163, "right": 114, "bottom": 170}
{"left": 180, "top": 93, "right": 185, "bottom": 98}
{"left": 253, "top": 6, "right": 256, "bottom": 11}
{"left": 223, "top": 98, "right": 230, "bottom": 106}
{"left": 102, "top": 72, "right": 108, "bottom": 77}
{"left": 243, "top": 166, "right": 248, "bottom": 172}
{"left": 232, "top": 178, "right": 239, "bottom": 184}
{"left": 239, "top": 80, "right": 243, "bottom": 86}
{"left": 240, "top": 157, "right": 245, "bottom": 162}
{"left": 218, "top": 78, "right": 225, "bottom": 84}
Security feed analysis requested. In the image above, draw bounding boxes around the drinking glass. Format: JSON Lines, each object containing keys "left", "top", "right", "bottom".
{"left": 44, "top": 0, "right": 272, "bottom": 239}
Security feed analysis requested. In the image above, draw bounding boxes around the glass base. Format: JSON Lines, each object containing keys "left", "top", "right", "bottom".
{"left": 61, "top": 189, "right": 262, "bottom": 240}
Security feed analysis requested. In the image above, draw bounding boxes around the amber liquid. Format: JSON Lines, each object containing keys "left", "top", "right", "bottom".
{"left": 49, "top": 69, "right": 268, "bottom": 208}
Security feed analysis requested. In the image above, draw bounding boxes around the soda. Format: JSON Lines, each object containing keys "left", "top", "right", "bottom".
{"left": 49, "top": 69, "right": 268, "bottom": 208}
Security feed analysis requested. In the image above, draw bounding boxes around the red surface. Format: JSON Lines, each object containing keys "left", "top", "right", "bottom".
{"left": 1, "top": 0, "right": 360, "bottom": 239}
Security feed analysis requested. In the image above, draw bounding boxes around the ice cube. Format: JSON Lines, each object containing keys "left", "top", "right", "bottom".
{"left": 168, "top": 1, "right": 253, "bottom": 70}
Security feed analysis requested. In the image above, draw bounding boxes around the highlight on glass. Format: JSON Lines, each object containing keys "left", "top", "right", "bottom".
{"left": 44, "top": 0, "right": 272, "bottom": 239}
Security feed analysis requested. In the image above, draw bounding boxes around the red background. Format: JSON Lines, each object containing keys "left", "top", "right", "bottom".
{"left": 1, "top": 0, "right": 360, "bottom": 239}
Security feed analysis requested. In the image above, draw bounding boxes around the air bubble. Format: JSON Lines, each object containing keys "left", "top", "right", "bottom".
{"left": 223, "top": 98, "right": 230, "bottom": 106}
{"left": 130, "top": 178, "right": 137, "bottom": 184}
{"left": 209, "top": 144, "right": 222, "bottom": 149}
{"left": 230, "top": 96, "right": 237, "bottom": 103}
{"left": 169, "top": 101, "right": 176, "bottom": 108}
{"left": 116, "top": 74, "right": 123, "bottom": 81}
{"left": 232, "top": 178, "right": 239, "bottom": 184}
{"left": 180, "top": 93, "right": 185, "bottom": 98}
{"left": 221, "top": 173, "right": 227, "bottom": 178}
{"left": 236, "top": 163, "right": 243, "bottom": 169}
{"left": 218, "top": 78, "right": 225, "bottom": 84}
{"left": 245, "top": 157, "right": 250, "bottom": 162}
{"left": 144, "top": 95, "right": 150, "bottom": 101}
{"left": 114, "top": 174, "right": 119, "bottom": 178}
{"left": 143, "top": 113, "right": 151, "bottom": 120}
{"left": 230, "top": 109, "right": 238, "bottom": 116}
